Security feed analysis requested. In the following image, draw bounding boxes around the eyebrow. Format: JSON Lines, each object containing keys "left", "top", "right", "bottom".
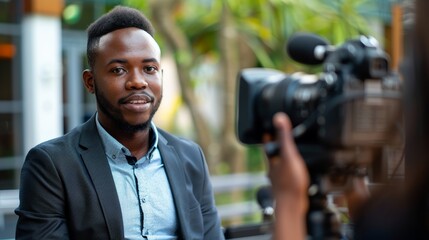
{"left": 142, "top": 58, "right": 159, "bottom": 64}
{"left": 106, "top": 59, "right": 127, "bottom": 66}
{"left": 106, "top": 58, "right": 159, "bottom": 66}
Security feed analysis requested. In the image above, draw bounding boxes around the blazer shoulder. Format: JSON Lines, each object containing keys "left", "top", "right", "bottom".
{"left": 157, "top": 128, "right": 200, "bottom": 149}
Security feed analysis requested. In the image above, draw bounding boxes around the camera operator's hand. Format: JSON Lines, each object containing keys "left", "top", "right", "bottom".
{"left": 263, "top": 112, "right": 309, "bottom": 240}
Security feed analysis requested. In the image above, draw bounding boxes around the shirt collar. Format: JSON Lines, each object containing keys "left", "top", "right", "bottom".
{"left": 95, "top": 113, "right": 159, "bottom": 162}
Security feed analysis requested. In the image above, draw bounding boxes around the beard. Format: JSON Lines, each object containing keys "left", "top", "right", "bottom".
{"left": 94, "top": 84, "right": 162, "bottom": 133}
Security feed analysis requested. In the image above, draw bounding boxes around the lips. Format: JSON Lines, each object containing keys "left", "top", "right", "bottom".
{"left": 120, "top": 93, "right": 153, "bottom": 112}
{"left": 121, "top": 93, "right": 153, "bottom": 104}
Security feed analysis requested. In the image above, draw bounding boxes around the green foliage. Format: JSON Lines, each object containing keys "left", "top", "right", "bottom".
{"left": 123, "top": 0, "right": 149, "bottom": 12}
{"left": 125, "top": 0, "right": 379, "bottom": 77}
{"left": 246, "top": 147, "right": 265, "bottom": 172}
{"left": 214, "top": 147, "right": 265, "bottom": 175}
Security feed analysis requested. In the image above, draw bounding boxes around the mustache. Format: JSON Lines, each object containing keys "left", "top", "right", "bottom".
{"left": 118, "top": 92, "right": 154, "bottom": 104}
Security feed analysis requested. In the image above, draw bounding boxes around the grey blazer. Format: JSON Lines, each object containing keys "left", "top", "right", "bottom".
{"left": 15, "top": 115, "right": 224, "bottom": 240}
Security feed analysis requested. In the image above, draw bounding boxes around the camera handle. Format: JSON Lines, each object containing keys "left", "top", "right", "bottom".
{"left": 306, "top": 178, "right": 343, "bottom": 240}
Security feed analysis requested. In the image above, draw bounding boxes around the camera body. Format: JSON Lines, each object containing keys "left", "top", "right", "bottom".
{"left": 236, "top": 35, "right": 402, "bottom": 172}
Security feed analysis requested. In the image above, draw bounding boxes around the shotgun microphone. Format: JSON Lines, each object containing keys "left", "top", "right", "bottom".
{"left": 286, "top": 32, "right": 335, "bottom": 65}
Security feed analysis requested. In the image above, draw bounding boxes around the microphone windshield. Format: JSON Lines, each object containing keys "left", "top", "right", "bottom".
{"left": 256, "top": 186, "right": 273, "bottom": 209}
{"left": 286, "top": 32, "right": 330, "bottom": 65}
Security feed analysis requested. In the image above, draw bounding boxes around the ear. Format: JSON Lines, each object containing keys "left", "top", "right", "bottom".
{"left": 82, "top": 69, "right": 95, "bottom": 94}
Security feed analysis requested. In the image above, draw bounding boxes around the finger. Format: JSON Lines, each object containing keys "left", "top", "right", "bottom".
{"left": 264, "top": 113, "right": 294, "bottom": 167}
{"left": 272, "top": 113, "right": 300, "bottom": 158}
{"left": 263, "top": 113, "right": 293, "bottom": 160}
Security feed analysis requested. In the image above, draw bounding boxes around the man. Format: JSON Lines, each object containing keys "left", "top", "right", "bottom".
{"left": 15, "top": 6, "right": 224, "bottom": 240}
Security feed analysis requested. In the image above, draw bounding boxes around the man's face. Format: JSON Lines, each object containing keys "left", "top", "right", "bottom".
{"left": 83, "top": 27, "right": 163, "bottom": 132}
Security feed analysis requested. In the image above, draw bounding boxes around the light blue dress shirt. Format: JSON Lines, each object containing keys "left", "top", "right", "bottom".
{"left": 96, "top": 116, "right": 178, "bottom": 239}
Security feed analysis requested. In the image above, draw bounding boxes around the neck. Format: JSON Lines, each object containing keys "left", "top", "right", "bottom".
{"left": 103, "top": 122, "right": 152, "bottom": 159}
{"left": 117, "top": 129, "right": 151, "bottom": 159}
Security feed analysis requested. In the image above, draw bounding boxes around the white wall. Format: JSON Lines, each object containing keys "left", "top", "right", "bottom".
{"left": 22, "top": 15, "right": 63, "bottom": 153}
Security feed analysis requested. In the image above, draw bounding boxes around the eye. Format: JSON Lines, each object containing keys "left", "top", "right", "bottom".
{"left": 144, "top": 66, "right": 158, "bottom": 74}
{"left": 111, "top": 67, "right": 126, "bottom": 75}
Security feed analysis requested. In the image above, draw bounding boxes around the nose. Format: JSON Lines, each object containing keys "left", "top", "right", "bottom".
{"left": 125, "top": 71, "right": 148, "bottom": 90}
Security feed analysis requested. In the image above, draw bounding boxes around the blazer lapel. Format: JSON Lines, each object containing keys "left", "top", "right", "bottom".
{"left": 78, "top": 115, "right": 124, "bottom": 239}
{"left": 158, "top": 134, "right": 191, "bottom": 239}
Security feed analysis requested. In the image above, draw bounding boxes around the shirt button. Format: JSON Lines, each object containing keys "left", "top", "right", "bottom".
{"left": 112, "top": 154, "right": 116, "bottom": 159}
{"left": 142, "top": 197, "right": 146, "bottom": 203}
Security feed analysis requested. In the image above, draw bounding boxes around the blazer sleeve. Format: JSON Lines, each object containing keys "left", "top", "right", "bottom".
{"left": 196, "top": 145, "right": 225, "bottom": 240}
{"left": 15, "top": 146, "right": 69, "bottom": 240}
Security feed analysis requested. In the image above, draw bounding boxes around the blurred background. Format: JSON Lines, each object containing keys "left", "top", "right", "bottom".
{"left": 0, "top": 0, "right": 411, "bottom": 238}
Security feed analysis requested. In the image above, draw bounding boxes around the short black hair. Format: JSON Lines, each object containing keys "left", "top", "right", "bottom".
{"left": 86, "top": 6, "right": 155, "bottom": 69}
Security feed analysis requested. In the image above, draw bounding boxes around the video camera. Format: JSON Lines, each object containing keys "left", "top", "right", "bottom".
{"left": 236, "top": 33, "right": 402, "bottom": 175}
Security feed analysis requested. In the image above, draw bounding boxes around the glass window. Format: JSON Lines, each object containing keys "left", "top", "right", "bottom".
{"left": 0, "top": 32, "right": 21, "bottom": 190}
{"left": 0, "top": 114, "right": 20, "bottom": 158}
{"left": 0, "top": 113, "right": 22, "bottom": 189}
{"left": 0, "top": 35, "right": 15, "bottom": 100}
{"left": 0, "top": 0, "right": 22, "bottom": 23}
